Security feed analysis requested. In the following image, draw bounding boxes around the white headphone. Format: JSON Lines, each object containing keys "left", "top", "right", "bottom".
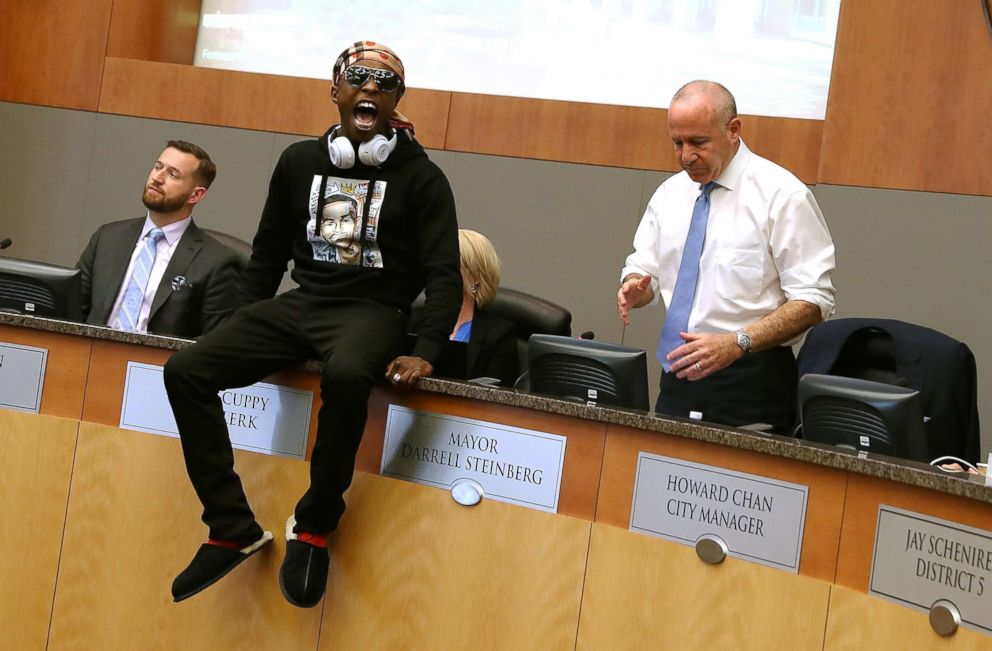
{"left": 327, "top": 128, "right": 398, "bottom": 169}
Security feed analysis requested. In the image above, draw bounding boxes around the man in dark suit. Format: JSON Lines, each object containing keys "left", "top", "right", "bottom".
{"left": 77, "top": 140, "right": 240, "bottom": 338}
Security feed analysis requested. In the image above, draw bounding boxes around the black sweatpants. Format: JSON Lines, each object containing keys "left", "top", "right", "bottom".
{"left": 655, "top": 346, "right": 798, "bottom": 435}
{"left": 163, "top": 289, "right": 406, "bottom": 543}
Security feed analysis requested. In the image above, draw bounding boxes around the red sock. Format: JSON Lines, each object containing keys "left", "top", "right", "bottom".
{"left": 207, "top": 538, "right": 244, "bottom": 551}
{"left": 297, "top": 532, "right": 328, "bottom": 548}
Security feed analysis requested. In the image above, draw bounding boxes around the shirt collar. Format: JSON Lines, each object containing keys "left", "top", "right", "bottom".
{"left": 142, "top": 214, "right": 192, "bottom": 246}
{"left": 713, "top": 138, "right": 751, "bottom": 192}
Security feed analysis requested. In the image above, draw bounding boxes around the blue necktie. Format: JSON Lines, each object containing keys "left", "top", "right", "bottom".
{"left": 116, "top": 228, "right": 165, "bottom": 332}
{"left": 657, "top": 182, "right": 716, "bottom": 371}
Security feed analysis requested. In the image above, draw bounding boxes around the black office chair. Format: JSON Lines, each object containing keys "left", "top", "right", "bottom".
{"left": 797, "top": 318, "right": 981, "bottom": 462}
{"left": 408, "top": 286, "right": 572, "bottom": 386}
{"left": 201, "top": 228, "right": 253, "bottom": 271}
{"left": 484, "top": 287, "right": 572, "bottom": 375}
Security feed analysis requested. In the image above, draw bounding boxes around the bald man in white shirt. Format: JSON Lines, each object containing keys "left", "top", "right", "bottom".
{"left": 618, "top": 81, "right": 836, "bottom": 433}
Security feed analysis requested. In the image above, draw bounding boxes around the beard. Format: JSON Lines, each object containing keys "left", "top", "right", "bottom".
{"left": 142, "top": 187, "right": 191, "bottom": 213}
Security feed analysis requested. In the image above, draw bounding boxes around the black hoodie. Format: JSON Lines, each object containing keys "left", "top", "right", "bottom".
{"left": 239, "top": 126, "right": 461, "bottom": 363}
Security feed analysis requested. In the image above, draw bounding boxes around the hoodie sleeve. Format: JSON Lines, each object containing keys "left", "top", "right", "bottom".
{"left": 409, "top": 165, "right": 462, "bottom": 365}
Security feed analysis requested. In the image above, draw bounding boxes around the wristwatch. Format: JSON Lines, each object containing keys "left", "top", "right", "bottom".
{"left": 734, "top": 329, "right": 752, "bottom": 354}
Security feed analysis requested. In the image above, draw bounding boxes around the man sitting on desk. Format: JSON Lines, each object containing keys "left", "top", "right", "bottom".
{"left": 77, "top": 140, "right": 240, "bottom": 338}
{"left": 617, "top": 81, "right": 836, "bottom": 434}
{"left": 163, "top": 41, "right": 461, "bottom": 609}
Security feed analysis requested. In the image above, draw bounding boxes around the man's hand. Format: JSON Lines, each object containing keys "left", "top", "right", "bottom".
{"left": 386, "top": 356, "right": 433, "bottom": 387}
{"left": 617, "top": 274, "right": 654, "bottom": 326}
{"left": 667, "top": 331, "right": 744, "bottom": 380}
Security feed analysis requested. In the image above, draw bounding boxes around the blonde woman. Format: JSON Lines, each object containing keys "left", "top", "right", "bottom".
{"left": 412, "top": 229, "right": 519, "bottom": 385}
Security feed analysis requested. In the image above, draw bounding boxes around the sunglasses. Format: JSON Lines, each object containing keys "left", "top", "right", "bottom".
{"left": 342, "top": 65, "right": 403, "bottom": 93}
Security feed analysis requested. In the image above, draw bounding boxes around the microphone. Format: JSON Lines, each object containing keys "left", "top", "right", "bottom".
{"left": 0, "top": 238, "right": 11, "bottom": 250}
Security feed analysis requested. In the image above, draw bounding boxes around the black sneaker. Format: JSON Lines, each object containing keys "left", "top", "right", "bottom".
{"left": 278, "top": 516, "right": 330, "bottom": 608}
{"left": 172, "top": 531, "right": 273, "bottom": 602}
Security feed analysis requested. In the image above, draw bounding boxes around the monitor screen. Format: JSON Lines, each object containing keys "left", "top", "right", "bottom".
{"left": 527, "top": 334, "right": 649, "bottom": 411}
{"left": 0, "top": 256, "right": 82, "bottom": 321}
{"left": 798, "top": 373, "right": 928, "bottom": 462}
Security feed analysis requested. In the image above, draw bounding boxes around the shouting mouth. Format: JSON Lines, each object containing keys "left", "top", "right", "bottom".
{"left": 354, "top": 101, "right": 378, "bottom": 132}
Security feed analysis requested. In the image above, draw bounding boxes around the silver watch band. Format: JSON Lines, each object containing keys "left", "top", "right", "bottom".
{"left": 735, "top": 329, "right": 752, "bottom": 353}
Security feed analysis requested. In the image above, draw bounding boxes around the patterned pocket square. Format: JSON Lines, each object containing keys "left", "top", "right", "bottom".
{"left": 171, "top": 275, "right": 193, "bottom": 291}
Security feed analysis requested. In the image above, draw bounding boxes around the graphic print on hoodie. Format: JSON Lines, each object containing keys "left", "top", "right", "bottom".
{"left": 306, "top": 175, "right": 385, "bottom": 267}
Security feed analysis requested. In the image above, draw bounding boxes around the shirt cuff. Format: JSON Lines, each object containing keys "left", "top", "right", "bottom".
{"left": 787, "top": 293, "right": 835, "bottom": 321}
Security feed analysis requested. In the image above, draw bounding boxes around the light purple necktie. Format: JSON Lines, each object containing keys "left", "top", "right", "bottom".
{"left": 116, "top": 228, "right": 165, "bottom": 332}
{"left": 657, "top": 182, "right": 716, "bottom": 371}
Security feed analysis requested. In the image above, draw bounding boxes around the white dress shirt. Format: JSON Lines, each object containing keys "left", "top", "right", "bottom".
{"left": 621, "top": 139, "right": 836, "bottom": 345}
{"left": 109, "top": 215, "right": 191, "bottom": 333}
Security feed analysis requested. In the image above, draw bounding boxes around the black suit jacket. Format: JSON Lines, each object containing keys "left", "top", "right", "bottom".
{"left": 410, "top": 307, "right": 520, "bottom": 386}
{"left": 465, "top": 309, "right": 520, "bottom": 386}
{"left": 797, "top": 318, "right": 981, "bottom": 462}
{"left": 77, "top": 218, "right": 240, "bottom": 338}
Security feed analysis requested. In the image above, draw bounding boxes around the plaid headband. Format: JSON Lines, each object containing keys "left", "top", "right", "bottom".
{"left": 332, "top": 41, "right": 405, "bottom": 86}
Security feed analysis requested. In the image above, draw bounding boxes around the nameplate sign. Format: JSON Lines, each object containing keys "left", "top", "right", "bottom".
{"left": 0, "top": 341, "right": 47, "bottom": 413}
{"left": 381, "top": 405, "right": 566, "bottom": 513}
{"left": 630, "top": 453, "right": 809, "bottom": 573}
{"left": 120, "top": 362, "right": 313, "bottom": 459}
{"left": 870, "top": 505, "right": 992, "bottom": 635}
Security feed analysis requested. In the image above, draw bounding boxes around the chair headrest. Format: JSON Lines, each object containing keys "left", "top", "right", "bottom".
{"left": 486, "top": 287, "right": 571, "bottom": 337}
{"left": 201, "top": 228, "right": 252, "bottom": 270}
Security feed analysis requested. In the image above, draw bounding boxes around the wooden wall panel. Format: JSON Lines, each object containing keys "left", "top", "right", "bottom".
{"left": 0, "top": 0, "right": 113, "bottom": 109}
{"left": 322, "top": 473, "right": 589, "bottom": 650}
{"left": 0, "top": 411, "right": 77, "bottom": 651}
{"left": 738, "top": 115, "right": 822, "bottom": 184}
{"left": 6, "top": 0, "right": 988, "bottom": 193}
{"left": 596, "top": 424, "right": 847, "bottom": 583}
{"left": 825, "top": 585, "right": 991, "bottom": 650}
{"left": 819, "top": 0, "right": 992, "bottom": 196}
{"left": 98, "top": 58, "right": 452, "bottom": 148}
{"left": 99, "top": 58, "right": 337, "bottom": 136}
{"left": 50, "top": 422, "right": 321, "bottom": 649}
{"left": 95, "top": 58, "right": 818, "bottom": 179}
{"left": 0, "top": 2, "right": 818, "bottom": 179}
{"left": 106, "top": 0, "right": 201, "bottom": 64}
{"left": 0, "top": 325, "right": 91, "bottom": 420}
{"left": 80, "top": 340, "right": 172, "bottom": 427}
{"left": 444, "top": 93, "right": 668, "bottom": 171}
{"left": 834, "top": 474, "right": 992, "bottom": 593}
{"left": 577, "top": 523, "right": 830, "bottom": 650}
{"left": 444, "top": 93, "right": 823, "bottom": 182}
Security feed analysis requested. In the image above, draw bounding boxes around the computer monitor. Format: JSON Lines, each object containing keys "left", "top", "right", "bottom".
{"left": 798, "top": 373, "right": 928, "bottom": 462}
{"left": 0, "top": 256, "right": 82, "bottom": 321}
{"left": 527, "top": 334, "right": 650, "bottom": 411}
